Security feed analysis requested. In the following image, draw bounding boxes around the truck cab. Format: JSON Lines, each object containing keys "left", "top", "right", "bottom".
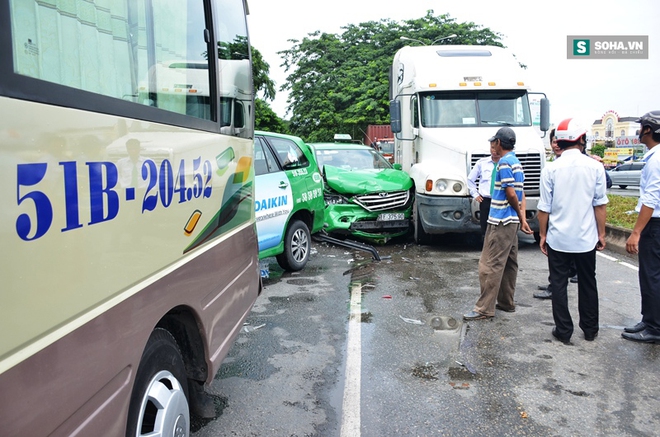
{"left": 389, "top": 45, "right": 549, "bottom": 243}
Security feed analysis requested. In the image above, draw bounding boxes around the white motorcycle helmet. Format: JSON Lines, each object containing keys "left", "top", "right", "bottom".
{"left": 555, "top": 118, "right": 587, "bottom": 143}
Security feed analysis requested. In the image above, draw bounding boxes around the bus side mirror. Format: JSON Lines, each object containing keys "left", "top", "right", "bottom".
{"left": 540, "top": 98, "right": 550, "bottom": 132}
{"left": 390, "top": 100, "right": 402, "bottom": 134}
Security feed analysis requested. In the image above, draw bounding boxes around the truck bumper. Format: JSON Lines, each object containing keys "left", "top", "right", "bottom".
{"left": 417, "top": 194, "right": 540, "bottom": 234}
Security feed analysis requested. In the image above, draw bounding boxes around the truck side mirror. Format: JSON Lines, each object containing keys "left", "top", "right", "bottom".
{"left": 540, "top": 98, "right": 550, "bottom": 132}
{"left": 390, "top": 100, "right": 402, "bottom": 134}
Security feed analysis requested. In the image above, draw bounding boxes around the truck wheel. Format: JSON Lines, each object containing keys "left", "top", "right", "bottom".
{"left": 276, "top": 219, "right": 311, "bottom": 271}
{"left": 413, "top": 202, "right": 431, "bottom": 245}
{"left": 126, "top": 328, "right": 190, "bottom": 437}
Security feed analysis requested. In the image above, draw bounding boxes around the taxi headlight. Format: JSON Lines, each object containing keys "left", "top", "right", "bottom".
{"left": 325, "top": 194, "right": 348, "bottom": 205}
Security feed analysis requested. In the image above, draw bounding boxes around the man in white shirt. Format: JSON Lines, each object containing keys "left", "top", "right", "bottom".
{"left": 468, "top": 142, "right": 500, "bottom": 235}
{"left": 535, "top": 129, "right": 577, "bottom": 299}
{"left": 622, "top": 111, "right": 660, "bottom": 343}
{"left": 537, "top": 118, "right": 608, "bottom": 344}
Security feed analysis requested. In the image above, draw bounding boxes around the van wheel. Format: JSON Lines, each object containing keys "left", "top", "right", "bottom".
{"left": 276, "top": 219, "right": 310, "bottom": 271}
{"left": 126, "top": 328, "right": 190, "bottom": 437}
{"left": 413, "top": 201, "right": 431, "bottom": 245}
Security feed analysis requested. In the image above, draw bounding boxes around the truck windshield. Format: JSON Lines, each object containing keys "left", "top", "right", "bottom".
{"left": 419, "top": 91, "right": 531, "bottom": 128}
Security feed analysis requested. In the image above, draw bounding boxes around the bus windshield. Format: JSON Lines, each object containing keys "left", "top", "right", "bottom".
{"left": 419, "top": 90, "right": 532, "bottom": 128}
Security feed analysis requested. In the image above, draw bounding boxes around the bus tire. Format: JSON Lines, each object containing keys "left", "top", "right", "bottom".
{"left": 126, "top": 328, "right": 190, "bottom": 437}
{"left": 276, "top": 219, "right": 310, "bottom": 271}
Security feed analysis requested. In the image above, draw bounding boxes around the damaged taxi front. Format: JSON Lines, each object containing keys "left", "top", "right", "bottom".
{"left": 309, "top": 141, "right": 414, "bottom": 244}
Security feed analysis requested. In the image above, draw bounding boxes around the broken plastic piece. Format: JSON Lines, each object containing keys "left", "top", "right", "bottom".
{"left": 242, "top": 323, "right": 266, "bottom": 333}
{"left": 456, "top": 360, "right": 477, "bottom": 374}
{"left": 399, "top": 315, "right": 424, "bottom": 325}
{"left": 382, "top": 295, "right": 392, "bottom": 299}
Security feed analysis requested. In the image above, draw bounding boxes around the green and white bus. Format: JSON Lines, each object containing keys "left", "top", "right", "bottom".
{"left": 0, "top": 0, "right": 260, "bottom": 436}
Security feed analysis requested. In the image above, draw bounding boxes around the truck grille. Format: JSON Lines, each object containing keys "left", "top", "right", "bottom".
{"left": 353, "top": 190, "right": 411, "bottom": 212}
{"left": 470, "top": 153, "right": 542, "bottom": 196}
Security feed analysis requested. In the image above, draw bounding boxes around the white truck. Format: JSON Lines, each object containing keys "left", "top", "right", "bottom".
{"left": 389, "top": 44, "right": 550, "bottom": 243}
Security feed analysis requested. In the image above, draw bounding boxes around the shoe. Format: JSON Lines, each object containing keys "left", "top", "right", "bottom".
{"left": 537, "top": 284, "right": 549, "bottom": 291}
{"left": 584, "top": 332, "right": 598, "bottom": 341}
{"left": 570, "top": 275, "right": 578, "bottom": 283}
{"left": 621, "top": 329, "right": 660, "bottom": 343}
{"left": 463, "top": 310, "right": 492, "bottom": 321}
{"left": 552, "top": 328, "right": 571, "bottom": 345}
{"left": 624, "top": 321, "right": 647, "bottom": 333}
{"left": 495, "top": 303, "right": 515, "bottom": 312}
{"left": 533, "top": 290, "right": 552, "bottom": 299}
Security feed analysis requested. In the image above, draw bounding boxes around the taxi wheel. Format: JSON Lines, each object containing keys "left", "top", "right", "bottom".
{"left": 276, "top": 220, "right": 310, "bottom": 272}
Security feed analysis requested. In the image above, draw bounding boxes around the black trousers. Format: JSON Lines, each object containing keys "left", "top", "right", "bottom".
{"left": 639, "top": 219, "right": 660, "bottom": 335}
{"left": 479, "top": 197, "right": 491, "bottom": 235}
{"left": 548, "top": 245, "right": 599, "bottom": 339}
{"left": 545, "top": 260, "right": 577, "bottom": 287}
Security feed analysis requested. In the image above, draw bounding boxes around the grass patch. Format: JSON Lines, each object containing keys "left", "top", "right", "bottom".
{"left": 607, "top": 195, "right": 638, "bottom": 230}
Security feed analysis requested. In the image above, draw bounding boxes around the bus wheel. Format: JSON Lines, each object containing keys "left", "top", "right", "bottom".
{"left": 276, "top": 219, "right": 310, "bottom": 271}
{"left": 126, "top": 328, "right": 190, "bottom": 437}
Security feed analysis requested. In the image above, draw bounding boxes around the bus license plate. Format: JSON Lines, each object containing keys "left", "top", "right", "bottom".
{"left": 377, "top": 213, "right": 404, "bottom": 221}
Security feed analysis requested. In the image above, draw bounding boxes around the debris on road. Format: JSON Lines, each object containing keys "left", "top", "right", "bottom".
{"left": 399, "top": 315, "right": 424, "bottom": 325}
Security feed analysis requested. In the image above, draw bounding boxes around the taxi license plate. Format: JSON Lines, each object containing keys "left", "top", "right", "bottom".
{"left": 377, "top": 213, "right": 404, "bottom": 221}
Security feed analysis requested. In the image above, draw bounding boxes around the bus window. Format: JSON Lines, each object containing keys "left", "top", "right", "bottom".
{"left": 10, "top": 0, "right": 212, "bottom": 120}
{"left": 214, "top": 0, "right": 253, "bottom": 138}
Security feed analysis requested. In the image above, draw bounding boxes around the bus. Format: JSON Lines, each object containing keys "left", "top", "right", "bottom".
{"left": 0, "top": 0, "right": 260, "bottom": 436}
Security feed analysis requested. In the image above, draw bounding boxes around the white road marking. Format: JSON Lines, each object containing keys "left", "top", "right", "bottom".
{"left": 596, "top": 251, "right": 639, "bottom": 271}
{"left": 597, "top": 252, "right": 618, "bottom": 262}
{"left": 341, "top": 283, "right": 362, "bottom": 437}
{"left": 619, "top": 262, "right": 639, "bottom": 272}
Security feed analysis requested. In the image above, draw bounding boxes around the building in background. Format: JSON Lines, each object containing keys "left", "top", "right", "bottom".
{"left": 591, "top": 110, "right": 644, "bottom": 168}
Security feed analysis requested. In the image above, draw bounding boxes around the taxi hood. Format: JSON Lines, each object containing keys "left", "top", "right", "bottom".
{"left": 323, "top": 165, "right": 413, "bottom": 195}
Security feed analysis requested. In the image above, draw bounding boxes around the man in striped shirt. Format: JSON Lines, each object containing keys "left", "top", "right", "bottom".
{"left": 464, "top": 127, "right": 532, "bottom": 320}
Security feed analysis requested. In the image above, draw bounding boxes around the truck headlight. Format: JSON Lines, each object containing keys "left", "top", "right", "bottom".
{"left": 435, "top": 180, "right": 448, "bottom": 192}
{"left": 452, "top": 182, "right": 463, "bottom": 193}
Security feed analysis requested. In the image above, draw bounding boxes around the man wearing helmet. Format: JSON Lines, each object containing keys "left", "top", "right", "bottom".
{"left": 622, "top": 111, "right": 660, "bottom": 344}
{"left": 534, "top": 128, "right": 578, "bottom": 299}
{"left": 537, "top": 118, "right": 608, "bottom": 344}
{"left": 464, "top": 127, "right": 533, "bottom": 321}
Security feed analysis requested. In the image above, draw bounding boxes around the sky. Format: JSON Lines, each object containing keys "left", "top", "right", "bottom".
{"left": 246, "top": 0, "right": 660, "bottom": 128}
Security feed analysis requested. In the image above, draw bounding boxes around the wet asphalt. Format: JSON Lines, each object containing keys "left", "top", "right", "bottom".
{"left": 193, "top": 233, "right": 659, "bottom": 437}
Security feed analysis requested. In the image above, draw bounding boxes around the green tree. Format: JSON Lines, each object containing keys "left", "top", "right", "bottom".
{"left": 279, "top": 11, "right": 504, "bottom": 142}
{"left": 251, "top": 46, "right": 287, "bottom": 131}
{"left": 252, "top": 46, "right": 276, "bottom": 101}
{"left": 590, "top": 144, "right": 606, "bottom": 158}
{"left": 255, "top": 98, "right": 287, "bottom": 132}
